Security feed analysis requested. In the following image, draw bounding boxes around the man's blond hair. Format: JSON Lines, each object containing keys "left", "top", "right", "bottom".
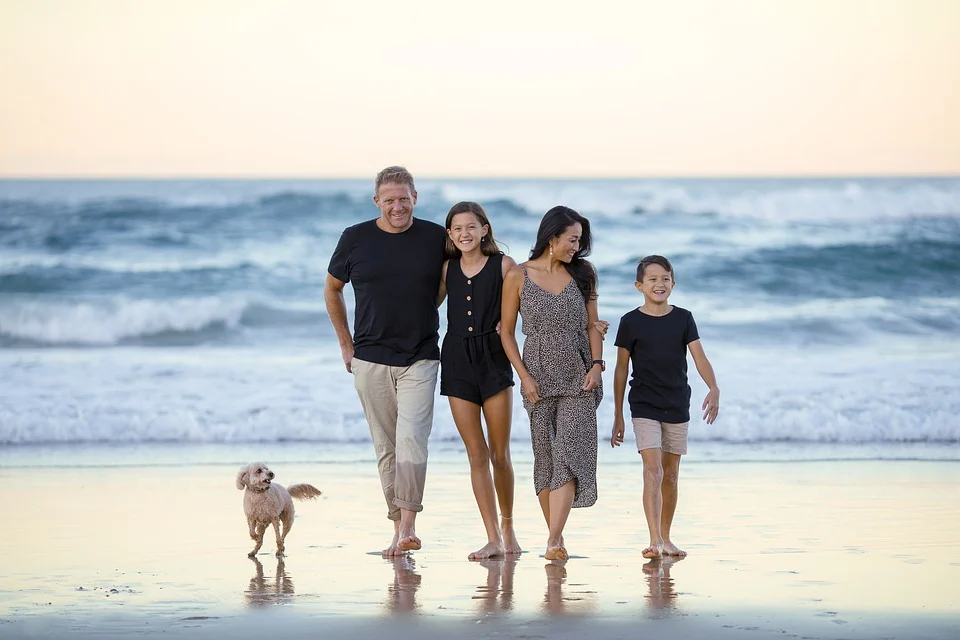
{"left": 375, "top": 166, "right": 416, "bottom": 195}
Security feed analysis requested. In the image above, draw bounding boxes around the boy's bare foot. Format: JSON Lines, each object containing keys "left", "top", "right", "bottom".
{"left": 501, "top": 517, "right": 522, "bottom": 555}
{"left": 398, "top": 530, "right": 421, "bottom": 552}
{"left": 641, "top": 544, "right": 662, "bottom": 559}
{"left": 468, "top": 541, "right": 505, "bottom": 560}
{"left": 662, "top": 541, "right": 686, "bottom": 557}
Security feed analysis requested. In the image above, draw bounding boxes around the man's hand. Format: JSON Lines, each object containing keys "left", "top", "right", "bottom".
{"left": 341, "top": 344, "right": 355, "bottom": 373}
{"left": 702, "top": 388, "right": 720, "bottom": 424}
{"left": 611, "top": 415, "right": 625, "bottom": 447}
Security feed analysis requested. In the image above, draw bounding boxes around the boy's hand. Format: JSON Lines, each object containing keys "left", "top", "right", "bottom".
{"left": 593, "top": 320, "right": 610, "bottom": 340}
{"left": 521, "top": 374, "right": 541, "bottom": 405}
{"left": 702, "top": 388, "right": 720, "bottom": 424}
{"left": 611, "top": 415, "right": 625, "bottom": 447}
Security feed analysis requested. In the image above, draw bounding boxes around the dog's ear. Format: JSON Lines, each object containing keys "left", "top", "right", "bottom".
{"left": 236, "top": 467, "right": 249, "bottom": 490}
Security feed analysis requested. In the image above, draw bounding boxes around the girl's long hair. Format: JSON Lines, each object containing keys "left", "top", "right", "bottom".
{"left": 444, "top": 201, "right": 502, "bottom": 258}
{"left": 529, "top": 205, "right": 597, "bottom": 301}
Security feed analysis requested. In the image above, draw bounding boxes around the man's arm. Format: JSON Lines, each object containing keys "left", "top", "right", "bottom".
{"left": 688, "top": 339, "right": 719, "bottom": 424}
{"left": 324, "top": 273, "right": 354, "bottom": 373}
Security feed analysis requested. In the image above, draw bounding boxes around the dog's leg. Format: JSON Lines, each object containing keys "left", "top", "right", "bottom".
{"left": 249, "top": 523, "right": 266, "bottom": 557}
{"left": 280, "top": 506, "right": 295, "bottom": 552}
{"left": 272, "top": 519, "right": 284, "bottom": 557}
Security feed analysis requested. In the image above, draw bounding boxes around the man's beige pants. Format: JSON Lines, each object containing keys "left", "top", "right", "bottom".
{"left": 352, "top": 357, "right": 438, "bottom": 521}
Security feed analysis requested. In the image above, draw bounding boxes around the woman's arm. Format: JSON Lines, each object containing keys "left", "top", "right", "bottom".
{"left": 582, "top": 296, "right": 603, "bottom": 392}
{"left": 500, "top": 264, "right": 539, "bottom": 404}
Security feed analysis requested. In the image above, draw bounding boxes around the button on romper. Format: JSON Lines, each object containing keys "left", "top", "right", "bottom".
{"left": 440, "top": 253, "right": 515, "bottom": 405}
{"left": 519, "top": 265, "right": 600, "bottom": 508}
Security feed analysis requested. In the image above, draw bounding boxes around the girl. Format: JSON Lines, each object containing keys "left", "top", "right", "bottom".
{"left": 440, "top": 201, "right": 521, "bottom": 559}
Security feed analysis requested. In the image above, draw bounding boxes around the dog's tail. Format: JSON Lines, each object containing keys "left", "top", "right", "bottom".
{"left": 287, "top": 484, "right": 322, "bottom": 501}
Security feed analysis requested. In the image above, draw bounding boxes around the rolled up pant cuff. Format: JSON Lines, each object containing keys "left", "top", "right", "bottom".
{"left": 393, "top": 499, "right": 423, "bottom": 513}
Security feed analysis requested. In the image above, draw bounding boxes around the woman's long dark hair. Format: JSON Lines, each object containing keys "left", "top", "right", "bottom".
{"left": 530, "top": 205, "right": 597, "bottom": 301}
{"left": 444, "top": 201, "right": 502, "bottom": 259}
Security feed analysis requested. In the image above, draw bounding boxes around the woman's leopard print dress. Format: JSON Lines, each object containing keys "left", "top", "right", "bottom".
{"left": 519, "top": 265, "right": 600, "bottom": 508}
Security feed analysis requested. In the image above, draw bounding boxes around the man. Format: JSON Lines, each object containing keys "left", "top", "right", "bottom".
{"left": 324, "top": 166, "right": 447, "bottom": 556}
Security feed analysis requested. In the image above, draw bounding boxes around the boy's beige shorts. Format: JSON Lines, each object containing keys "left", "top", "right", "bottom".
{"left": 632, "top": 417, "right": 689, "bottom": 455}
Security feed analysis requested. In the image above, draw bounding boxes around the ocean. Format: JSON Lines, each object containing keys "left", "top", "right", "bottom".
{"left": 1, "top": 177, "right": 958, "bottom": 461}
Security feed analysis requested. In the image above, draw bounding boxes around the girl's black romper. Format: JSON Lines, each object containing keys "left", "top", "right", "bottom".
{"left": 440, "top": 253, "right": 515, "bottom": 405}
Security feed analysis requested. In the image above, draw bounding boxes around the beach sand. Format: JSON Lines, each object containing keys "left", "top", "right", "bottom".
{"left": 1, "top": 443, "right": 958, "bottom": 639}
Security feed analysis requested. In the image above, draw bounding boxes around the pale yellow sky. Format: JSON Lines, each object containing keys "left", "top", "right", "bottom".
{"left": 1, "top": 0, "right": 958, "bottom": 177}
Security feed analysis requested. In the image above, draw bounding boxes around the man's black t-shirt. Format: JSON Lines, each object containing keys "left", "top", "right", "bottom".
{"left": 614, "top": 306, "right": 700, "bottom": 423}
{"left": 327, "top": 218, "right": 446, "bottom": 366}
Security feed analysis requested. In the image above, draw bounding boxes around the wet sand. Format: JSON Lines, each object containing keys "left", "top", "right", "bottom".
{"left": 1, "top": 444, "right": 958, "bottom": 639}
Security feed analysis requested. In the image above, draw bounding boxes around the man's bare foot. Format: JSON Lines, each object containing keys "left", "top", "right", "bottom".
{"left": 469, "top": 541, "right": 504, "bottom": 560}
{"left": 398, "top": 530, "right": 421, "bottom": 552}
{"left": 642, "top": 544, "right": 662, "bottom": 559}
{"left": 382, "top": 531, "right": 407, "bottom": 557}
{"left": 501, "top": 517, "right": 522, "bottom": 555}
{"left": 662, "top": 541, "right": 686, "bottom": 557}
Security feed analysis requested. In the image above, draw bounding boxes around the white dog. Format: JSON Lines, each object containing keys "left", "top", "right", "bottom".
{"left": 236, "top": 462, "right": 322, "bottom": 557}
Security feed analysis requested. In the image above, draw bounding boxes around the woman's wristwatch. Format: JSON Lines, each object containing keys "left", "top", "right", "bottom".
{"left": 592, "top": 359, "right": 605, "bottom": 372}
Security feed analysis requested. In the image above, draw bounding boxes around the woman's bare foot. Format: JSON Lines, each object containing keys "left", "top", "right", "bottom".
{"left": 544, "top": 545, "right": 568, "bottom": 561}
{"left": 501, "top": 517, "right": 521, "bottom": 555}
{"left": 642, "top": 544, "right": 662, "bottom": 559}
{"left": 468, "top": 541, "right": 505, "bottom": 560}
{"left": 662, "top": 540, "right": 686, "bottom": 557}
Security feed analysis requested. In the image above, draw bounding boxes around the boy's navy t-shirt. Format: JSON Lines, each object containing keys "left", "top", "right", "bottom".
{"left": 614, "top": 306, "right": 700, "bottom": 423}
{"left": 327, "top": 218, "right": 446, "bottom": 366}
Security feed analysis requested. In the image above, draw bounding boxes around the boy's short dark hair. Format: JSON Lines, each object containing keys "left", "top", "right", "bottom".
{"left": 637, "top": 255, "right": 674, "bottom": 281}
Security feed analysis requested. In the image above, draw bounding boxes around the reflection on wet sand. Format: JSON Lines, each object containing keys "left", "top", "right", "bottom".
{"left": 386, "top": 555, "right": 422, "bottom": 613}
{"left": 471, "top": 558, "right": 516, "bottom": 613}
{"left": 245, "top": 557, "right": 294, "bottom": 608}
{"left": 542, "top": 560, "right": 598, "bottom": 615}
{"left": 643, "top": 555, "right": 683, "bottom": 614}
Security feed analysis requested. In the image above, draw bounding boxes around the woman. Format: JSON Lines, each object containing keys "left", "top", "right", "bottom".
{"left": 440, "top": 201, "right": 521, "bottom": 559}
{"left": 500, "top": 205, "right": 604, "bottom": 561}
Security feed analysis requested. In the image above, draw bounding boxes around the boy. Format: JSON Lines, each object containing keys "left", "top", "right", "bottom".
{"left": 610, "top": 255, "right": 719, "bottom": 559}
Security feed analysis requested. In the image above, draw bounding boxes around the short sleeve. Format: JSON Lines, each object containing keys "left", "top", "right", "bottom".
{"left": 685, "top": 310, "right": 700, "bottom": 345}
{"left": 327, "top": 228, "right": 352, "bottom": 283}
{"left": 614, "top": 314, "right": 632, "bottom": 349}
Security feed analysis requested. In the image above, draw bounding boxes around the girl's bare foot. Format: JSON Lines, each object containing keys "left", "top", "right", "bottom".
{"left": 468, "top": 541, "right": 505, "bottom": 560}
{"left": 501, "top": 516, "right": 521, "bottom": 555}
{"left": 662, "top": 541, "right": 686, "bottom": 557}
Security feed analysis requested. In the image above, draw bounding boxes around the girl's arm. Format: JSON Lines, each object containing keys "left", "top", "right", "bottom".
{"left": 688, "top": 339, "right": 719, "bottom": 424}
{"left": 436, "top": 260, "right": 449, "bottom": 308}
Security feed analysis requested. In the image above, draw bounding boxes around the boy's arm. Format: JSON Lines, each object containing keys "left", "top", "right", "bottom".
{"left": 610, "top": 346, "right": 631, "bottom": 447}
{"left": 688, "top": 339, "right": 719, "bottom": 424}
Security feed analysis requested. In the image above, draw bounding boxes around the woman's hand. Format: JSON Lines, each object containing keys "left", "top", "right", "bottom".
{"left": 582, "top": 363, "right": 602, "bottom": 392}
{"left": 521, "top": 374, "right": 541, "bottom": 405}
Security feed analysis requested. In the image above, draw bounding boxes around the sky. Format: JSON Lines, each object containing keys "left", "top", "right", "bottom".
{"left": 1, "top": 0, "right": 958, "bottom": 178}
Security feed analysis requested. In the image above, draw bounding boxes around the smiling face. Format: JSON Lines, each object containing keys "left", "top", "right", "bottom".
{"left": 373, "top": 181, "right": 417, "bottom": 232}
{"left": 447, "top": 212, "right": 488, "bottom": 256}
{"left": 550, "top": 222, "right": 582, "bottom": 263}
{"left": 636, "top": 262, "right": 675, "bottom": 303}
